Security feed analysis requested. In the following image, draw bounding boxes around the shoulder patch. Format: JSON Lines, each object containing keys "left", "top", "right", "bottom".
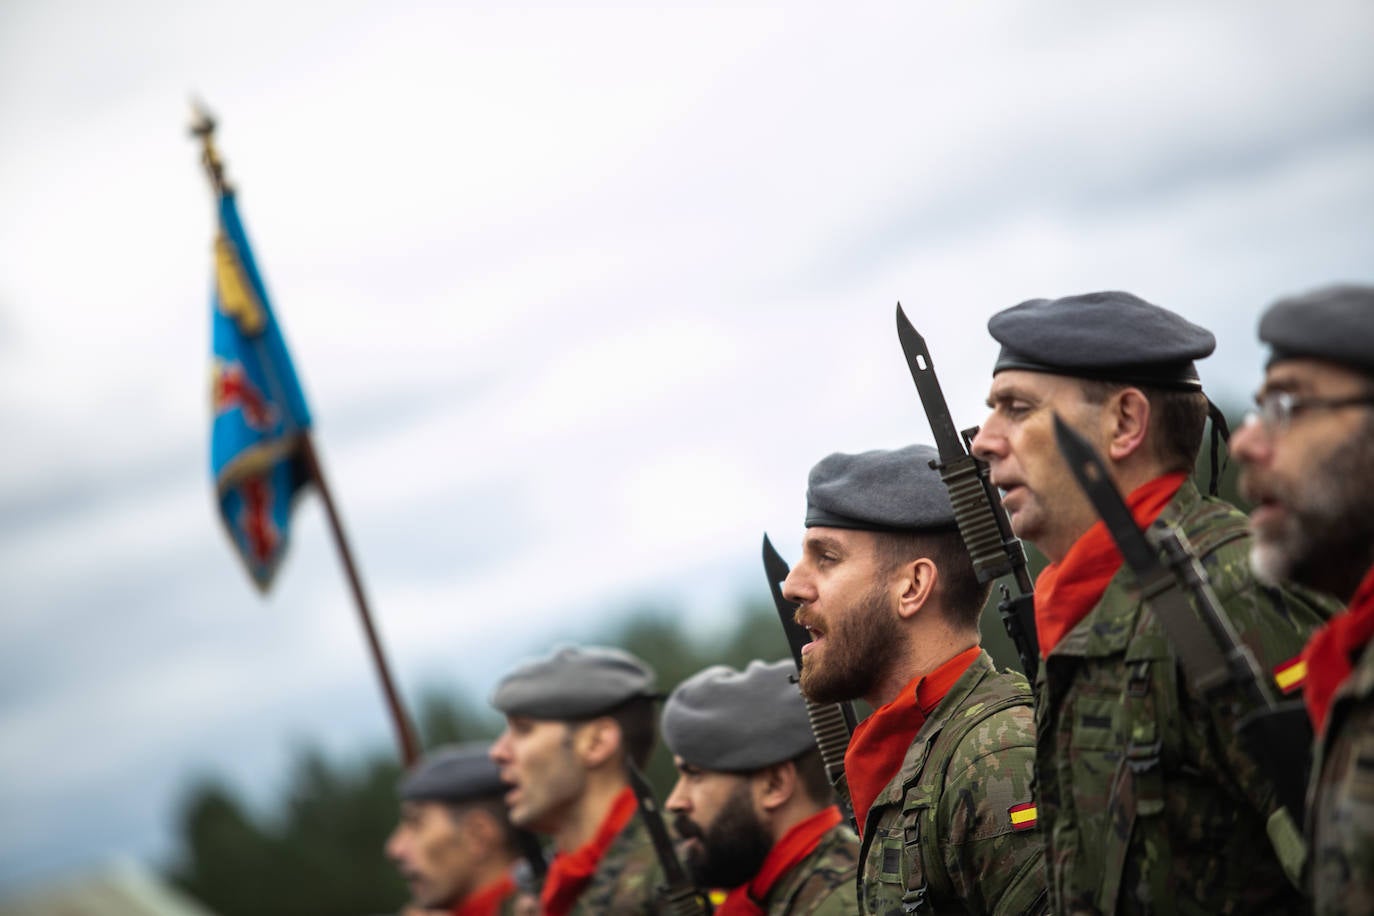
{"left": 1008, "top": 801, "right": 1037, "bottom": 831}
{"left": 1274, "top": 655, "right": 1308, "bottom": 694}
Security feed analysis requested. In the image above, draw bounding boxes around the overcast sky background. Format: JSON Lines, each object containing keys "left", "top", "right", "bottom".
{"left": 2, "top": 0, "right": 1372, "bottom": 897}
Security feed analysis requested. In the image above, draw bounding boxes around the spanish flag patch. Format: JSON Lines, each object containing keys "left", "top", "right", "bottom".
{"left": 1009, "top": 802, "right": 1038, "bottom": 831}
{"left": 1274, "top": 656, "right": 1308, "bottom": 695}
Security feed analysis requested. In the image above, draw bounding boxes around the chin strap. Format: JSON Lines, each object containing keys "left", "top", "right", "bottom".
{"left": 1205, "top": 399, "right": 1231, "bottom": 496}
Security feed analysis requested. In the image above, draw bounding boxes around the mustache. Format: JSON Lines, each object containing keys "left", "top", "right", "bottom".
{"left": 673, "top": 814, "right": 703, "bottom": 841}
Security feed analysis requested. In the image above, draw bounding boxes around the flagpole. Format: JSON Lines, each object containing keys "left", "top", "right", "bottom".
{"left": 300, "top": 432, "right": 421, "bottom": 767}
{"left": 192, "top": 102, "right": 420, "bottom": 768}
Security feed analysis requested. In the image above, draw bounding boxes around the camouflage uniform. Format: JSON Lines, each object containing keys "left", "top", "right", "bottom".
{"left": 1309, "top": 635, "right": 1374, "bottom": 916}
{"left": 1037, "top": 480, "right": 1335, "bottom": 914}
{"left": 859, "top": 650, "right": 1047, "bottom": 915}
{"left": 763, "top": 821, "right": 862, "bottom": 915}
{"left": 565, "top": 812, "right": 664, "bottom": 915}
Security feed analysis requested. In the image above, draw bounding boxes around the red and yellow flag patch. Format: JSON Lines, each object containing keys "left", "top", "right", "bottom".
{"left": 1009, "top": 802, "right": 1038, "bottom": 831}
{"left": 1274, "top": 656, "right": 1308, "bottom": 695}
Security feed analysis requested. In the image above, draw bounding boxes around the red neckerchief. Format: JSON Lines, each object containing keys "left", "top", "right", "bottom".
{"left": 1303, "top": 563, "right": 1374, "bottom": 734}
{"left": 540, "top": 786, "right": 637, "bottom": 916}
{"left": 843, "top": 646, "right": 981, "bottom": 835}
{"left": 452, "top": 873, "right": 516, "bottom": 916}
{"left": 714, "top": 806, "right": 843, "bottom": 916}
{"left": 1034, "top": 472, "right": 1187, "bottom": 655}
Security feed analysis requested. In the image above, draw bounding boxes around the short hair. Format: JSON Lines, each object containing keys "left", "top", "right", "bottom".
{"left": 444, "top": 796, "right": 521, "bottom": 859}
{"left": 1077, "top": 379, "right": 1208, "bottom": 474}
{"left": 789, "top": 747, "right": 835, "bottom": 808}
{"left": 581, "top": 695, "right": 658, "bottom": 770}
{"left": 873, "top": 528, "right": 991, "bottom": 632}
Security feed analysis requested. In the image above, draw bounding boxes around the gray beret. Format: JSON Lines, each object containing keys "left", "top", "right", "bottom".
{"left": 805, "top": 444, "right": 955, "bottom": 532}
{"left": 1260, "top": 284, "right": 1374, "bottom": 374}
{"left": 491, "top": 645, "right": 658, "bottom": 719}
{"left": 661, "top": 660, "right": 815, "bottom": 772}
{"left": 989, "top": 290, "right": 1215, "bottom": 390}
{"left": 398, "top": 741, "right": 505, "bottom": 803}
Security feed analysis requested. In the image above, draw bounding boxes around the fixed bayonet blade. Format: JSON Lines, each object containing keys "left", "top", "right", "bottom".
{"left": 1052, "top": 414, "right": 1161, "bottom": 579}
{"left": 896, "top": 303, "right": 966, "bottom": 464}
{"left": 625, "top": 760, "right": 693, "bottom": 889}
{"left": 761, "top": 533, "right": 859, "bottom": 828}
{"left": 763, "top": 534, "right": 809, "bottom": 670}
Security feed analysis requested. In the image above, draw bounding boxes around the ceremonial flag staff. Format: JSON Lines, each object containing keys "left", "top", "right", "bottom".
{"left": 192, "top": 103, "right": 420, "bottom": 767}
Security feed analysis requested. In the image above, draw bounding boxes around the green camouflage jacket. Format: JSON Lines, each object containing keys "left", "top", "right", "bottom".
{"left": 565, "top": 811, "right": 664, "bottom": 915}
{"left": 858, "top": 650, "right": 1048, "bottom": 915}
{"left": 763, "top": 820, "right": 861, "bottom": 915}
{"left": 1309, "top": 632, "right": 1374, "bottom": 916}
{"left": 1036, "top": 480, "right": 1336, "bottom": 915}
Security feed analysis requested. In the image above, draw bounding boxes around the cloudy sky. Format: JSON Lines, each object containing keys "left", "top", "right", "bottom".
{"left": 1, "top": 0, "right": 1372, "bottom": 896}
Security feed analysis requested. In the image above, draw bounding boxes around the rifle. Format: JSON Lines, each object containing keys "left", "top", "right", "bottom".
{"left": 625, "top": 759, "right": 714, "bottom": 915}
{"left": 762, "top": 535, "right": 859, "bottom": 830}
{"left": 1053, "top": 414, "right": 1313, "bottom": 821}
{"left": 895, "top": 304, "right": 1040, "bottom": 680}
{"left": 512, "top": 829, "right": 547, "bottom": 901}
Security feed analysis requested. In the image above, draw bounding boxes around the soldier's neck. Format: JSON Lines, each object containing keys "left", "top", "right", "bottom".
{"left": 554, "top": 772, "right": 627, "bottom": 853}
{"left": 864, "top": 626, "right": 977, "bottom": 709}
{"left": 466, "top": 854, "right": 519, "bottom": 901}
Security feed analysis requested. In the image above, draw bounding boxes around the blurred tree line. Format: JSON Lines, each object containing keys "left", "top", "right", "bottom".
{"left": 167, "top": 411, "right": 1249, "bottom": 915}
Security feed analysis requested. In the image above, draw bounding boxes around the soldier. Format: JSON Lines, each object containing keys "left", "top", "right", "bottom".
{"left": 781, "top": 444, "right": 1047, "bottom": 914}
{"left": 386, "top": 742, "right": 526, "bottom": 916}
{"left": 489, "top": 645, "right": 664, "bottom": 915}
{"left": 1230, "top": 284, "right": 1374, "bottom": 915}
{"left": 661, "top": 658, "right": 860, "bottom": 915}
{"left": 968, "top": 290, "right": 1337, "bottom": 913}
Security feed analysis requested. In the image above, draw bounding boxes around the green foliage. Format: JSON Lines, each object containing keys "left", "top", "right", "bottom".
{"left": 169, "top": 753, "right": 410, "bottom": 915}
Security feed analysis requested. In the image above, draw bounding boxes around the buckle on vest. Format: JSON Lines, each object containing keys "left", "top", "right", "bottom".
{"left": 901, "top": 884, "right": 929, "bottom": 914}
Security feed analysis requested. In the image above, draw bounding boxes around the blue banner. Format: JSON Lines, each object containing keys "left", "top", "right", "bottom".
{"left": 210, "top": 189, "right": 313, "bottom": 590}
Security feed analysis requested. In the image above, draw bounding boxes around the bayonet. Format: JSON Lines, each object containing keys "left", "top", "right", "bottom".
{"left": 625, "top": 759, "right": 713, "bottom": 915}
{"left": 762, "top": 535, "right": 857, "bottom": 829}
{"left": 1053, "top": 413, "right": 1313, "bottom": 820}
{"left": 895, "top": 304, "right": 1040, "bottom": 679}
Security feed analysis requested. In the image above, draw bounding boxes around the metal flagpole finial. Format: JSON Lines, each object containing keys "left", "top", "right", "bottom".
{"left": 189, "top": 97, "right": 229, "bottom": 195}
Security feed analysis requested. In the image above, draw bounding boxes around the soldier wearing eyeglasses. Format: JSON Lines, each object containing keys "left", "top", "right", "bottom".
{"left": 1231, "top": 284, "right": 1374, "bottom": 916}
{"left": 968, "top": 291, "right": 1336, "bottom": 914}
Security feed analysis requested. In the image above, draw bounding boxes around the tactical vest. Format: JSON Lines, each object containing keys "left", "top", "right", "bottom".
{"left": 1308, "top": 626, "right": 1374, "bottom": 915}
{"left": 566, "top": 813, "right": 663, "bottom": 915}
{"left": 766, "top": 822, "right": 861, "bottom": 915}
{"left": 1039, "top": 482, "right": 1322, "bottom": 915}
{"left": 858, "top": 652, "right": 1037, "bottom": 915}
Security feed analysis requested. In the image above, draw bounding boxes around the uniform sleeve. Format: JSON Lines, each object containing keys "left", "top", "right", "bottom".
{"left": 1313, "top": 698, "right": 1374, "bottom": 914}
{"left": 798, "top": 884, "right": 863, "bottom": 916}
{"left": 937, "top": 704, "right": 1049, "bottom": 916}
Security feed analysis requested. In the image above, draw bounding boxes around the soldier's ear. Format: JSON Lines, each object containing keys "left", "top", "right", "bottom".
{"left": 895, "top": 556, "right": 938, "bottom": 621}
{"left": 1105, "top": 387, "right": 1150, "bottom": 463}
{"left": 571, "top": 716, "right": 620, "bottom": 768}
{"left": 455, "top": 805, "right": 501, "bottom": 850}
{"left": 754, "top": 760, "right": 798, "bottom": 814}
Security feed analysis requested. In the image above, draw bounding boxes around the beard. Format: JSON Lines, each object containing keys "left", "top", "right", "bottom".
{"left": 798, "top": 580, "right": 906, "bottom": 705}
{"left": 1246, "top": 428, "right": 1374, "bottom": 600}
{"left": 674, "top": 782, "right": 773, "bottom": 890}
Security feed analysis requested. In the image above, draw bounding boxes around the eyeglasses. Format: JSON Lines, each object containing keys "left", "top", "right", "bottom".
{"left": 1245, "top": 390, "right": 1374, "bottom": 434}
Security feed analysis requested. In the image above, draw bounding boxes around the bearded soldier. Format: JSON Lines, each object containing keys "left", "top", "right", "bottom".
{"left": 1231, "top": 283, "right": 1374, "bottom": 916}
{"left": 782, "top": 444, "right": 1047, "bottom": 914}
{"left": 662, "top": 659, "right": 860, "bottom": 915}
